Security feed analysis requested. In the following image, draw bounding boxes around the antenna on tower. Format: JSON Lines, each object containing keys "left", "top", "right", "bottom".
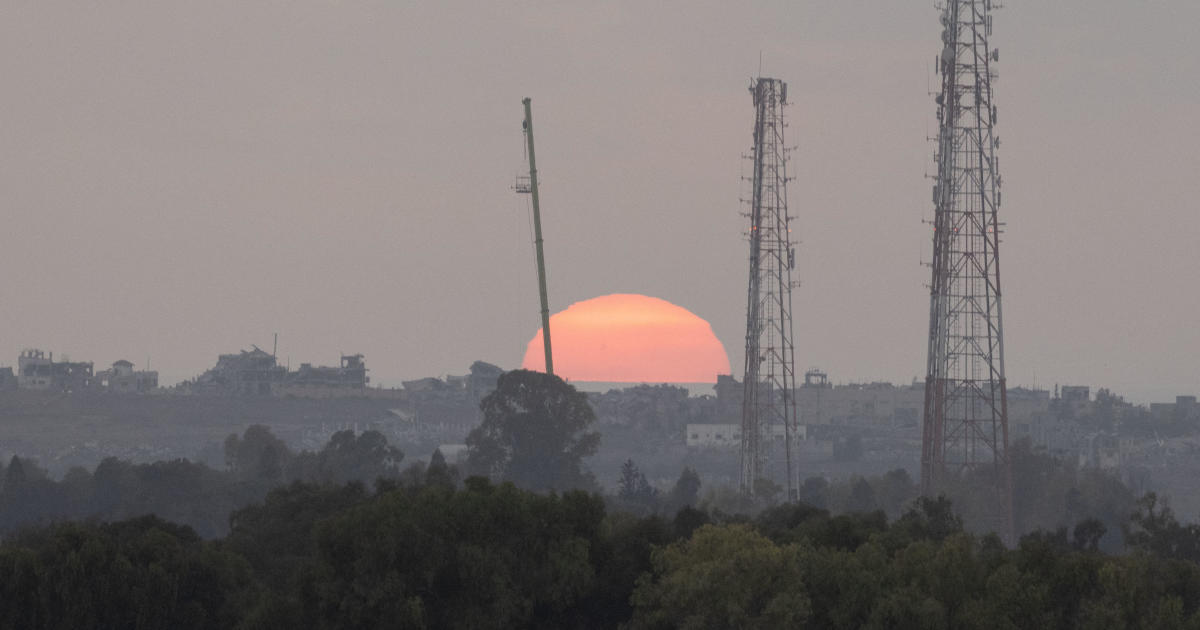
{"left": 739, "top": 77, "right": 801, "bottom": 500}
{"left": 921, "top": 0, "right": 1013, "bottom": 542}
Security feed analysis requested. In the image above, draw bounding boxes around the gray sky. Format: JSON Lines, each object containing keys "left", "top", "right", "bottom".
{"left": 2, "top": 2, "right": 1197, "bottom": 403}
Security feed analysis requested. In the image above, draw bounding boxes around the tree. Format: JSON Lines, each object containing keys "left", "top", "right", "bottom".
{"left": 618, "top": 459, "right": 658, "bottom": 513}
{"left": 425, "top": 448, "right": 459, "bottom": 489}
{"left": 846, "top": 477, "right": 878, "bottom": 513}
{"left": 875, "top": 469, "right": 918, "bottom": 519}
{"left": 310, "top": 479, "right": 603, "bottom": 629}
{"left": 0, "top": 516, "right": 255, "bottom": 628}
{"left": 800, "top": 476, "right": 830, "bottom": 509}
{"left": 1124, "top": 492, "right": 1200, "bottom": 562}
{"left": 1072, "top": 517, "right": 1107, "bottom": 552}
{"left": 665, "top": 467, "right": 701, "bottom": 512}
{"left": 630, "top": 524, "right": 811, "bottom": 629}
{"left": 291, "top": 430, "right": 404, "bottom": 486}
{"left": 465, "top": 370, "right": 600, "bottom": 491}
{"left": 618, "top": 460, "right": 653, "bottom": 498}
{"left": 1, "top": 456, "right": 27, "bottom": 497}
{"left": 224, "top": 425, "right": 293, "bottom": 483}
{"left": 891, "top": 495, "right": 963, "bottom": 544}
{"left": 226, "top": 481, "right": 369, "bottom": 596}
{"left": 752, "top": 477, "right": 783, "bottom": 505}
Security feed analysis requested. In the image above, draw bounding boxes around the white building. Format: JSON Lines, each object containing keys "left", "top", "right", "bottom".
{"left": 686, "top": 423, "right": 806, "bottom": 448}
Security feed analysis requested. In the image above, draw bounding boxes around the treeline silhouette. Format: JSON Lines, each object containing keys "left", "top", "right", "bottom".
{"left": 3, "top": 469, "right": 1200, "bottom": 628}
{"left": 615, "top": 436, "right": 1137, "bottom": 554}
{"left": 0, "top": 425, "right": 405, "bottom": 538}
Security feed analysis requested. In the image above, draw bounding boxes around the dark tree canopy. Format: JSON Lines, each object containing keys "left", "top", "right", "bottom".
{"left": 617, "top": 459, "right": 657, "bottom": 513}
{"left": 425, "top": 447, "right": 459, "bottom": 489}
{"left": 5, "top": 461, "right": 1200, "bottom": 628}
{"left": 666, "top": 467, "right": 702, "bottom": 512}
{"left": 224, "top": 424, "right": 291, "bottom": 483}
{"left": 290, "top": 429, "right": 404, "bottom": 486}
{"left": 466, "top": 369, "right": 600, "bottom": 491}
{"left": 0, "top": 426, "right": 409, "bottom": 540}
{"left": 0, "top": 516, "right": 254, "bottom": 629}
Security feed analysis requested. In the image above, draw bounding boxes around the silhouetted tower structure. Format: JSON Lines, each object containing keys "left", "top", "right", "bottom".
{"left": 515, "top": 97, "right": 554, "bottom": 375}
{"left": 739, "top": 77, "right": 800, "bottom": 499}
{"left": 921, "top": 0, "right": 1012, "bottom": 537}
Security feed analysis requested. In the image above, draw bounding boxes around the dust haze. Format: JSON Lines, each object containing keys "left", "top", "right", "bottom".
{"left": 1, "top": 3, "right": 1196, "bottom": 400}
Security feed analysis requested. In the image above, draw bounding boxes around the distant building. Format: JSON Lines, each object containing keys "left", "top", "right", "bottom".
{"left": 0, "top": 367, "right": 15, "bottom": 391}
{"left": 1149, "top": 395, "right": 1200, "bottom": 423}
{"left": 685, "top": 423, "right": 805, "bottom": 447}
{"left": 686, "top": 423, "right": 741, "bottom": 447}
{"left": 188, "top": 347, "right": 382, "bottom": 397}
{"left": 797, "top": 379, "right": 924, "bottom": 427}
{"left": 712, "top": 374, "right": 743, "bottom": 419}
{"left": 17, "top": 349, "right": 93, "bottom": 392}
{"left": 192, "top": 347, "right": 285, "bottom": 395}
{"left": 803, "top": 369, "right": 830, "bottom": 388}
{"left": 1079, "top": 432, "right": 1124, "bottom": 470}
{"left": 588, "top": 382, "right": 716, "bottom": 431}
{"left": 402, "top": 377, "right": 445, "bottom": 393}
{"left": 283, "top": 354, "right": 369, "bottom": 389}
{"left": 712, "top": 371, "right": 1047, "bottom": 431}
{"left": 435, "top": 361, "right": 504, "bottom": 399}
{"left": 270, "top": 354, "right": 380, "bottom": 398}
{"left": 1061, "top": 385, "right": 1090, "bottom": 402}
{"left": 465, "top": 361, "right": 502, "bottom": 399}
{"left": 96, "top": 359, "right": 159, "bottom": 393}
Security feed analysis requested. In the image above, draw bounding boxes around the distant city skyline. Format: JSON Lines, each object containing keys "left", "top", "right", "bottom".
{"left": 2, "top": 3, "right": 1196, "bottom": 405}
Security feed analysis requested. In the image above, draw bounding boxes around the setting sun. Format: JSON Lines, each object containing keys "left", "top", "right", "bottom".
{"left": 521, "top": 294, "right": 730, "bottom": 383}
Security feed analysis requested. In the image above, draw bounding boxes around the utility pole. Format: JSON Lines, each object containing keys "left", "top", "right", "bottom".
{"left": 921, "top": 0, "right": 1013, "bottom": 540}
{"left": 739, "top": 78, "right": 800, "bottom": 499}
{"left": 518, "top": 97, "right": 554, "bottom": 375}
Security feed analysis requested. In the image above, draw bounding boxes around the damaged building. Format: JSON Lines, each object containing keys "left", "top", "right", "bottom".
{"left": 272, "top": 354, "right": 376, "bottom": 397}
{"left": 284, "top": 354, "right": 368, "bottom": 388}
{"left": 0, "top": 367, "right": 15, "bottom": 391}
{"left": 95, "top": 360, "right": 159, "bottom": 393}
{"left": 187, "top": 347, "right": 376, "bottom": 397}
{"left": 17, "top": 349, "right": 94, "bottom": 392}
{"left": 403, "top": 361, "right": 503, "bottom": 401}
{"left": 189, "top": 347, "right": 286, "bottom": 395}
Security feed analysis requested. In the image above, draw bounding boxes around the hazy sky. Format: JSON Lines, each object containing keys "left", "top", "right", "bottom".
{"left": 2, "top": 2, "right": 1197, "bottom": 403}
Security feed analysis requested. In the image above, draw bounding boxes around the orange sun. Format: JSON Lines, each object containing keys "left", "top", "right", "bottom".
{"left": 521, "top": 293, "right": 730, "bottom": 383}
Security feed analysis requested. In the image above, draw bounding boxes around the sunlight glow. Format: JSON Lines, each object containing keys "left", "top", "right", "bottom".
{"left": 522, "top": 293, "right": 730, "bottom": 383}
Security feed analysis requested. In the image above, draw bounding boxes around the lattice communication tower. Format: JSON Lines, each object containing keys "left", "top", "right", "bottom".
{"left": 921, "top": 0, "right": 1012, "bottom": 536}
{"left": 740, "top": 77, "right": 800, "bottom": 499}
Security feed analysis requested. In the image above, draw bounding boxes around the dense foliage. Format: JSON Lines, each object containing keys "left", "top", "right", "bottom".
{"left": 466, "top": 369, "right": 600, "bottom": 491}
{"left": 0, "top": 379, "right": 1183, "bottom": 628}
{"left": 0, "top": 426, "right": 404, "bottom": 538}
{"left": 4, "top": 468, "right": 1200, "bottom": 628}
{"left": 0, "top": 516, "right": 255, "bottom": 629}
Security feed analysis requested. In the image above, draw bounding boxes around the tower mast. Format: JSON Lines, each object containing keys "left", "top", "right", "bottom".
{"left": 739, "top": 77, "right": 800, "bottom": 499}
{"left": 520, "top": 97, "right": 554, "bottom": 375}
{"left": 921, "top": 0, "right": 1012, "bottom": 539}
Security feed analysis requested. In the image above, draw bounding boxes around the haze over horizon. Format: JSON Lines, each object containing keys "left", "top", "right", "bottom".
{"left": 2, "top": 2, "right": 1197, "bottom": 404}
